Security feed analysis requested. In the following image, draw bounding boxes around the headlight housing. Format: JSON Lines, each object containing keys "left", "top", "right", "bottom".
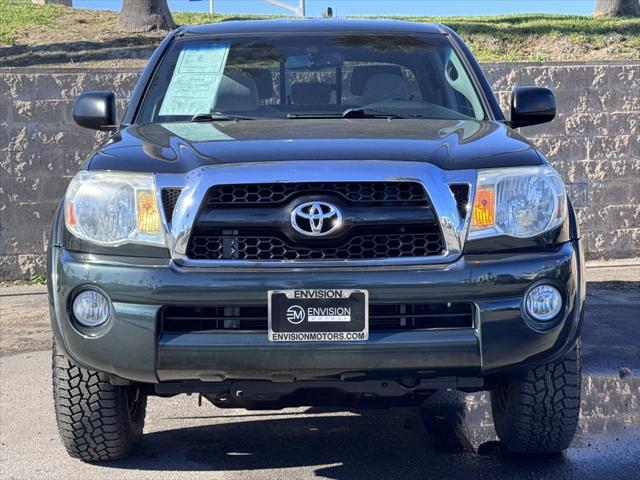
{"left": 469, "top": 166, "right": 566, "bottom": 239}
{"left": 64, "top": 171, "right": 166, "bottom": 247}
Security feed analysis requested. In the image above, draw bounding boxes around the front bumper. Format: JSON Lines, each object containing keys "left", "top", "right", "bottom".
{"left": 49, "top": 240, "right": 584, "bottom": 387}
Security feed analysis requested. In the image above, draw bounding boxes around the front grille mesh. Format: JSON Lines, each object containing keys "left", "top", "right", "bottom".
{"left": 188, "top": 226, "right": 444, "bottom": 261}
{"left": 188, "top": 182, "right": 445, "bottom": 262}
{"left": 204, "top": 182, "right": 429, "bottom": 207}
{"left": 160, "top": 302, "right": 474, "bottom": 333}
{"left": 161, "top": 188, "right": 182, "bottom": 222}
{"left": 449, "top": 184, "right": 470, "bottom": 219}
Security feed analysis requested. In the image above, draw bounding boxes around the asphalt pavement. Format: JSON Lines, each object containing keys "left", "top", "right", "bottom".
{"left": 0, "top": 261, "right": 638, "bottom": 479}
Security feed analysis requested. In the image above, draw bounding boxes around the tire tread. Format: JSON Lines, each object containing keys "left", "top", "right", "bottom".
{"left": 52, "top": 343, "right": 146, "bottom": 461}
{"left": 491, "top": 345, "right": 581, "bottom": 454}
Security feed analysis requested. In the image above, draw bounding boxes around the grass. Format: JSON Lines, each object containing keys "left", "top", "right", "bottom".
{"left": 1, "top": 0, "right": 639, "bottom": 61}
{"left": 416, "top": 13, "right": 640, "bottom": 61}
{"left": 0, "top": 0, "right": 60, "bottom": 44}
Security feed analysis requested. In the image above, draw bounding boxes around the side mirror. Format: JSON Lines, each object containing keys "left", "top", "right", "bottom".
{"left": 509, "top": 86, "right": 556, "bottom": 128}
{"left": 73, "top": 91, "right": 117, "bottom": 130}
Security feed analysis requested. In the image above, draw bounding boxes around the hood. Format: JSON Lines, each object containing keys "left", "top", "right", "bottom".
{"left": 87, "top": 118, "right": 543, "bottom": 173}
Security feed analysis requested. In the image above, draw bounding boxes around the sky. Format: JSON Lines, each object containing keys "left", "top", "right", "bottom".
{"left": 72, "top": 0, "right": 596, "bottom": 17}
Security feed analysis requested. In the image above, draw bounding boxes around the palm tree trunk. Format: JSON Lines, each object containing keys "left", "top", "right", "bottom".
{"left": 117, "top": 0, "right": 176, "bottom": 33}
{"left": 594, "top": 0, "right": 640, "bottom": 17}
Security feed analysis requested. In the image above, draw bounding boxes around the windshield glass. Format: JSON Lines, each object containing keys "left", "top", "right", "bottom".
{"left": 137, "top": 33, "right": 487, "bottom": 123}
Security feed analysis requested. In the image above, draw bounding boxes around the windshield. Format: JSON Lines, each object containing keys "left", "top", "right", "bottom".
{"left": 136, "top": 33, "right": 487, "bottom": 123}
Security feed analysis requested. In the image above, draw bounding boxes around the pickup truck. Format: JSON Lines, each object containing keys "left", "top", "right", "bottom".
{"left": 48, "top": 18, "right": 584, "bottom": 461}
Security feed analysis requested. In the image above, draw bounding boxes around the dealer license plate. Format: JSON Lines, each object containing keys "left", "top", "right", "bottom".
{"left": 268, "top": 289, "right": 368, "bottom": 342}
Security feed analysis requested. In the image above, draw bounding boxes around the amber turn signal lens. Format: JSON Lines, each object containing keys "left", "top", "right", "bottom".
{"left": 136, "top": 190, "right": 161, "bottom": 234}
{"left": 471, "top": 186, "right": 495, "bottom": 229}
{"left": 66, "top": 202, "right": 77, "bottom": 227}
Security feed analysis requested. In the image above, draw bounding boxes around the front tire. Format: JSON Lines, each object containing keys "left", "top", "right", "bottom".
{"left": 490, "top": 344, "right": 581, "bottom": 454}
{"left": 52, "top": 342, "right": 147, "bottom": 461}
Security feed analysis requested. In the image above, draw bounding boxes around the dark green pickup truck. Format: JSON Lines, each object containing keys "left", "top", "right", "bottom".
{"left": 49, "top": 19, "right": 584, "bottom": 461}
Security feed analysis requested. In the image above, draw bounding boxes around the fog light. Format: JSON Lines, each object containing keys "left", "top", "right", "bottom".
{"left": 72, "top": 290, "right": 111, "bottom": 327}
{"left": 525, "top": 284, "right": 562, "bottom": 322}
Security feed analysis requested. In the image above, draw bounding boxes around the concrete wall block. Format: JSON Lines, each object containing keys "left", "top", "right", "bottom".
{"left": 531, "top": 66, "right": 608, "bottom": 91}
{"left": 111, "top": 73, "right": 140, "bottom": 98}
{"left": 556, "top": 89, "right": 609, "bottom": 116}
{"left": 4, "top": 126, "right": 28, "bottom": 152}
{"left": 0, "top": 150, "right": 13, "bottom": 177}
{"left": 533, "top": 136, "right": 588, "bottom": 162}
{"left": 38, "top": 99, "right": 75, "bottom": 125}
{"left": 35, "top": 74, "right": 86, "bottom": 100}
{"left": 586, "top": 228, "right": 640, "bottom": 259}
{"left": 115, "top": 99, "right": 130, "bottom": 123}
{"left": 564, "top": 159, "right": 612, "bottom": 183}
{"left": 484, "top": 67, "right": 518, "bottom": 92}
{"left": 9, "top": 147, "right": 89, "bottom": 177}
{"left": 608, "top": 112, "right": 639, "bottom": 136}
{"left": 0, "top": 74, "right": 38, "bottom": 101}
{"left": 575, "top": 206, "right": 607, "bottom": 232}
{"left": 588, "top": 135, "right": 636, "bottom": 160}
{"left": 609, "top": 65, "right": 640, "bottom": 92}
{"left": 605, "top": 91, "right": 640, "bottom": 112}
{"left": 28, "top": 124, "right": 96, "bottom": 153}
{"left": 566, "top": 182, "right": 588, "bottom": 208}
{"left": 0, "top": 176, "right": 70, "bottom": 205}
{"left": 632, "top": 135, "right": 640, "bottom": 159}
{"left": 609, "top": 158, "right": 640, "bottom": 179}
{"left": 565, "top": 113, "right": 608, "bottom": 137}
{"left": 0, "top": 201, "right": 58, "bottom": 255}
{"left": 11, "top": 99, "right": 75, "bottom": 125}
{"left": 11, "top": 100, "right": 33, "bottom": 123}
{"left": 0, "top": 101, "right": 12, "bottom": 124}
{"left": 0, "top": 254, "right": 47, "bottom": 279}
{"left": 494, "top": 90, "right": 510, "bottom": 115}
{"left": 588, "top": 180, "right": 640, "bottom": 206}
{"left": 603, "top": 205, "right": 640, "bottom": 230}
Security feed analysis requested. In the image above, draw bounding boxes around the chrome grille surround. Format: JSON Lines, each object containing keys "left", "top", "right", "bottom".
{"left": 155, "top": 161, "right": 476, "bottom": 268}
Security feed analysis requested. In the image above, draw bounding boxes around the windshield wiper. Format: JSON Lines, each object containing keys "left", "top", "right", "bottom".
{"left": 286, "top": 109, "right": 408, "bottom": 120}
{"left": 342, "top": 107, "right": 421, "bottom": 119}
{"left": 286, "top": 113, "right": 343, "bottom": 119}
{"left": 191, "top": 112, "right": 254, "bottom": 122}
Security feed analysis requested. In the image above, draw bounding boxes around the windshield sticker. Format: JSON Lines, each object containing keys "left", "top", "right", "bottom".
{"left": 162, "top": 122, "right": 233, "bottom": 142}
{"left": 159, "top": 42, "right": 230, "bottom": 116}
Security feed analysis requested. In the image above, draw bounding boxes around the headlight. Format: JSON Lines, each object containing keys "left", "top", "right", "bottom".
{"left": 64, "top": 171, "right": 166, "bottom": 247}
{"left": 469, "top": 166, "right": 566, "bottom": 239}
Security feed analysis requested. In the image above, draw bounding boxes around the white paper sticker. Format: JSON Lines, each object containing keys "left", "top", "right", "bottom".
{"left": 159, "top": 43, "right": 230, "bottom": 116}
{"left": 162, "top": 122, "right": 233, "bottom": 142}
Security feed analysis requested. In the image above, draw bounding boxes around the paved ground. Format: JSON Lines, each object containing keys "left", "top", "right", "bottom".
{"left": 0, "top": 262, "right": 639, "bottom": 479}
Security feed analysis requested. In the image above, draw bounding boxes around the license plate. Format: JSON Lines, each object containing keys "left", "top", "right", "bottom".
{"left": 268, "top": 289, "right": 369, "bottom": 342}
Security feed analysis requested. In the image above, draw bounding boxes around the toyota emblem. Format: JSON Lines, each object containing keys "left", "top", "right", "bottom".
{"left": 291, "top": 201, "right": 343, "bottom": 237}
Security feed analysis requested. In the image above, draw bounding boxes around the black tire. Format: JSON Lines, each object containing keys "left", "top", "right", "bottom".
{"left": 490, "top": 344, "right": 581, "bottom": 454}
{"left": 52, "top": 342, "right": 147, "bottom": 461}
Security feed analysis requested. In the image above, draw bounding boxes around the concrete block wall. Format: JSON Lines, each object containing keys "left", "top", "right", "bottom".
{"left": 0, "top": 62, "right": 638, "bottom": 279}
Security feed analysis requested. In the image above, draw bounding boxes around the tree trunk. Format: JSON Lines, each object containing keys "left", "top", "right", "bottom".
{"left": 117, "top": 0, "right": 176, "bottom": 33}
{"left": 594, "top": 0, "right": 639, "bottom": 16}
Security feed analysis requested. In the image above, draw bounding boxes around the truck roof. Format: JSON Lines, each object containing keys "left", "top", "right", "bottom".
{"left": 181, "top": 18, "right": 447, "bottom": 37}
